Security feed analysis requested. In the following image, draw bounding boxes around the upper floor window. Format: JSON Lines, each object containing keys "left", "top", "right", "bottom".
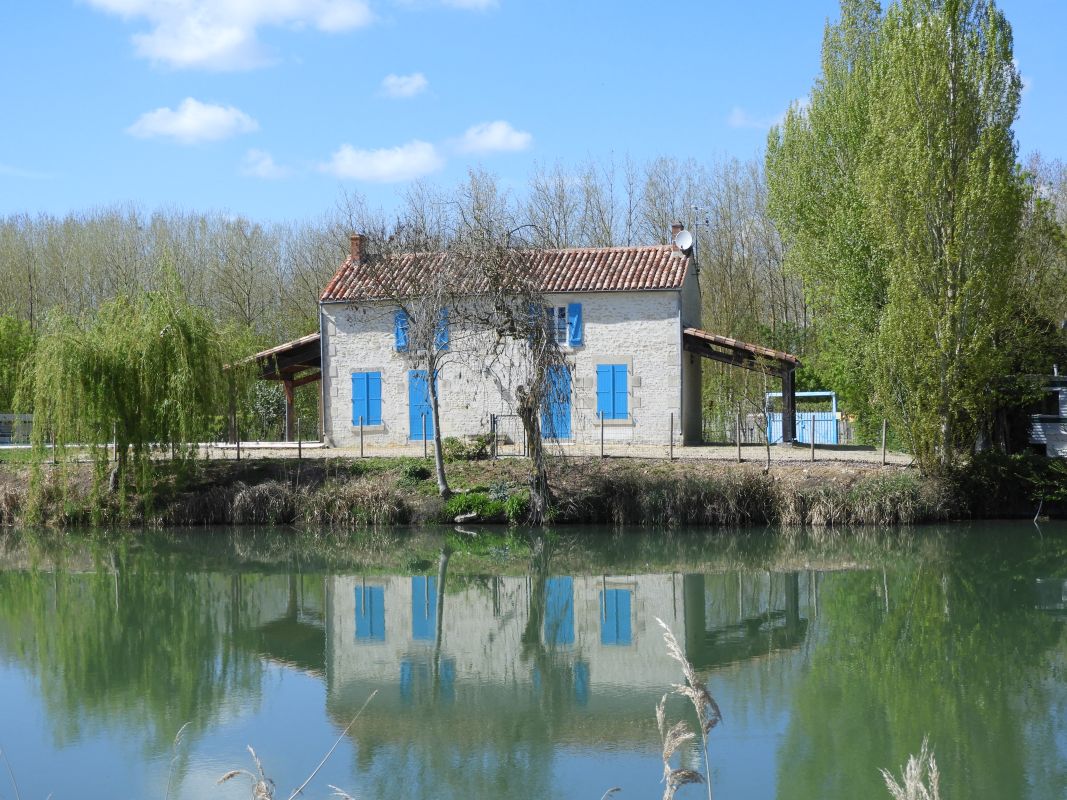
{"left": 543, "top": 303, "right": 583, "bottom": 347}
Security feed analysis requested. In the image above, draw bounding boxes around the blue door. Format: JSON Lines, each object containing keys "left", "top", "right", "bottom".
{"left": 541, "top": 365, "right": 571, "bottom": 439}
{"left": 409, "top": 370, "right": 434, "bottom": 440}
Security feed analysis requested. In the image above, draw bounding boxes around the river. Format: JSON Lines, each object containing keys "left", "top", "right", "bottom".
{"left": 0, "top": 522, "right": 1064, "bottom": 799}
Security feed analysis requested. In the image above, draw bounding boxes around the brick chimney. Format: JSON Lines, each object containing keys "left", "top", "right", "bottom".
{"left": 349, "top": 233, "right": 365, "bottom": 263}
{"left": 670, "top": 222, "right": 684, "bottom": 242}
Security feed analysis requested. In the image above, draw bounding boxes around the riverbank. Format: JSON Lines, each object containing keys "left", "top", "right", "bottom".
{"left": 4, "top": 450, "right": 1058, "bottom": 529}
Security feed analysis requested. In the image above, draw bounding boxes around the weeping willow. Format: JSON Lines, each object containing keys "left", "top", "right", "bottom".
{"left": 23, "top": 266, "right": 238, "bottom": 506}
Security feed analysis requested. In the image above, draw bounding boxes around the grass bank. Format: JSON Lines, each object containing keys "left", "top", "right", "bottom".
{"left": 3, "top": 449, "right": 1053, "bottom": 530}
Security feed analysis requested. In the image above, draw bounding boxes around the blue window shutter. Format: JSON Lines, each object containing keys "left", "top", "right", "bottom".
{"left": 567, "top": 303, "right": 583, "bottom": 346}
{"left": 613, "top": 365, "right": 628, "bottom": 419}
{"left": 367, "top": 372, "right": 382, "bottom": 425}
{"left": 595, "top": 365, "right": 612, "bottom": 419}
{"left": 435, "top": 308, "right": 449, "bottom": 351}
{"left": 395, "top": 309, "right": 408, "bottom": 351}
{"left": 352, "top": 373, "right": 367, "bottom": 425}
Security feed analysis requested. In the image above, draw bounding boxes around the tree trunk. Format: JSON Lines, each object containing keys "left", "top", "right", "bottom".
{"left": 427, "top": 365, "right": 451, "bottom": 499}
{"left": 517, "top": 386, "right": 551, "bottom": 524}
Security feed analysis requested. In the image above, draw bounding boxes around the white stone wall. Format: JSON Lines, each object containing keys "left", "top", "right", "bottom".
{"left": 326, "top": 573, "right": 688, "bottom": 691}
{"left": 320, "top": 289, "right": 694, "bottom": 447}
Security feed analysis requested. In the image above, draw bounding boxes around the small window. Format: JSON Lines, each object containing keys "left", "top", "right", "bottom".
{"left": 1042, "top": 390, "right": 1061, "bottom": 416}
{"left": 352, "top": 371, "right": 382, "bottom": 426}
{"left": 395, "top": 310, "right": 409, "bottom": 352}
{"left": 596, "top": 364, "right": 629, "bottom": 420}
{"left": 544, "top": 306, "right": 567, "bottom": 344}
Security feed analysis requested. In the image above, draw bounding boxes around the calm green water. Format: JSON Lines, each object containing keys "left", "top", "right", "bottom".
{"left": 0, "top": 523, "right": 1065, "bottom": 800}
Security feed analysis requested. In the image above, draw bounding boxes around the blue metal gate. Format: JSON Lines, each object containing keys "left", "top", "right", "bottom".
{"left": 766, "top": 391, "right": 839, "bottom": 445}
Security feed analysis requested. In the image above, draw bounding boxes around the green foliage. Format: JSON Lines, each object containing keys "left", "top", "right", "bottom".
{"left": 397, "top": 460, "right": 433, "bottom": 486}
{"left": 768, "top": 0, "right": 1036, "bottom": 472}
{"left": 442, "top": 491, "right": 507, "bottom": 521}
{"left": 952, "top": 450, "right": 1067, "bottom": 515}
{"left": 21, "top": 262, "right": 235, "bottom": 507}
{"left": 442, "top": 435, "right": 491, "bottom": 463}
{"left": 503, "top": 488, "right": 530, "bottom": 524}
{"left": 0, "top": 315, "right": 33, "bottom": 413}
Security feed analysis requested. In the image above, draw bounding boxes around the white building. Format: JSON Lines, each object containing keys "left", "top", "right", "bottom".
{"left": 318, "top": 234, "right": 706, "bottom": 448}
{"left": 1030, "top": 377, "right": 1067, "bottom": 457}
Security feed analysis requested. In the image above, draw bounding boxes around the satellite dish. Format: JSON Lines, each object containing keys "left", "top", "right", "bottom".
{"left": 673, "top": 229, "right": 694, "bottom": 253}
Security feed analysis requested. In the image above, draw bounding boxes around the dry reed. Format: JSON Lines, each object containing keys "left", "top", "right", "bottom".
{"left": 881, "top": 738, "right": 941, "bottom": 800}
{"left": 655, "top": 617, "right": 722, "bottom": 800}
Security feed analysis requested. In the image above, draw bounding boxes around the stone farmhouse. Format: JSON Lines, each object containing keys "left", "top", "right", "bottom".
{"left": 253, "top": 231, "right": 802, "bottom": 449}
{"left": 317, "top": 232, "right": 708, "bottom": 450}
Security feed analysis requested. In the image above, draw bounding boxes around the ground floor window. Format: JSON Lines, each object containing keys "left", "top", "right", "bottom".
{"left": 595, "top": 364, "right": 628, "bottom": 420}
{"left": 352, "top": 371, "right": 382, "bottom": 425}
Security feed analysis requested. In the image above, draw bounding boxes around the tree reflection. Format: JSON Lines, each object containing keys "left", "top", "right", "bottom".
{"left": 0, "top": 546, "right": 265, "bottom": 754}
{"left": 776, "top": 532, "right": 1067, "bottom": 800}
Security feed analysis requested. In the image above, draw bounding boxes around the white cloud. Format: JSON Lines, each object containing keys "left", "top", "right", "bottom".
{"left": 320, "top": 141, "right": 444, "bottom": 182}
{"left": 442, "top": 0, "right": 498, "bottom": 8}
{"left": 455, "top": 120, "right": 532, "bottom": 154}
{"left": 727, "top": 106, "right": 775, "bottom": 130}
{"left": 241, "top": 149, "right": 290, "bottom": 179}
{"left": 84, "top": 0, "right": 373, "bottom": 70}
{"left": 381, "top": 72, "right": 428, "bottom": 98}
{"left": 126, "top": 98, "right": 258, "bottom": 144}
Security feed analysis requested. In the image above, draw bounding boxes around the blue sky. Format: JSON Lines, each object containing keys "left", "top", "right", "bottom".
{"left": 2, "top": 0, "right": 1064, "bottom": 222}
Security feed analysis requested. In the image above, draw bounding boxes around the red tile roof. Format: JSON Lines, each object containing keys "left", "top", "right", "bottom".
{"left": 320, "top": 245, "right": 690, "bottom": 303}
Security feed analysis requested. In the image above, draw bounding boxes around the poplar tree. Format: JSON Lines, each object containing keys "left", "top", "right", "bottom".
{"left": 768, "top": 0, "right": 1029, "bottom": 471}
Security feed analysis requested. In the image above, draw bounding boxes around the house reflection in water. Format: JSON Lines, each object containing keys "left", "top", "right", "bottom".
{"left": 321, "top": 571, "right": 811, "bottom": 740}
{"left": 224, "top": 568, "right": 815, "bottom": 797}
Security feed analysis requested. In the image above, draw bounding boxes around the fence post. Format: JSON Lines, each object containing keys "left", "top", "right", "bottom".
{"left": 51, "top": 431, "right": 57, "bottom": 465}
{"left": 765, "top": 422, "right": 771, "bottom": 470}
{"left": 359, "top": 416, "right": 364, "bottom": 459}
{"left": 490, "top": 414, "right": 497, "bottom": 460}
{"left": 113, "top": 422, "right": 117, "bottom": 463}
{"left": 297, "top": 417, "right": 302, "bottom": 461}
{"left": 881, "top": 419, "right": 887, "bottom": 466}
{"left": 236, "top": 423, "right": 241, "bottom": 462}
{"left": 600, "top": 411, "right": 605, "bottom": 459}
{"left": 810, "top": 413, "right": 816, "bottom": 462}
{"left": 422, "top": 413, "right": 427, "bottom": 459}
{"left": 669, "top": 412, "right": 674, "bottom": 461}
{"left": 736, "top": 412, "right": 742, "bottom": 464}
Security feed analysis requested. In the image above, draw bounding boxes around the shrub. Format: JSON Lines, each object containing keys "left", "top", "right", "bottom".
{"left": 397, "top": 460, "right": 433, "bottom": 487}
{"left": 503, "top": 489, "right": 530, "bottom": 524}
{"left": 442, "top": 434, "right": 491, "bottom": 462}
{"left": 443, "top": 491, "right": 506, "bottom": 521}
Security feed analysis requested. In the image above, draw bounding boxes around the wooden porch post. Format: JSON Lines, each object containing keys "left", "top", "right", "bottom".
{"left": 781, "top": 367, "right": 797, "bottom": 444}
{"left": 283, "top": 379, "right": 296, "bottom": 442}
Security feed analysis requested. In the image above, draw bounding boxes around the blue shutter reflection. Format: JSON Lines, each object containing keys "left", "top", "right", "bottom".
{"left": 411, "top": 575, "right": 437, "bottom": 641}
{"left": 599, "top": 589, "right": 632, "bottom": 645}
{"left": 544, "top": 577, "right": 574, "bottom": 645}
{"left": 354, "top": 585, "right": 385, "bottom": 642}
